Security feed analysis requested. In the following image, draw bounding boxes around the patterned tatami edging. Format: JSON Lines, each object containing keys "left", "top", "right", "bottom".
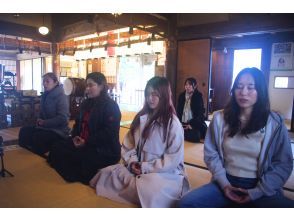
{"left": 2, "top": 144, "right": 21, "bottom": 152}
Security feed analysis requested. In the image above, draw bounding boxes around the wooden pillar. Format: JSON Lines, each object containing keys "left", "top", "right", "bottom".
{"left": 164, "top": 14, "right": 178, "bottom": 106}
{"left": 16, "top": 60, "right": 20, "bottom": 90}
{"left": 52, "top": 43, "right": 60, "bottom": 77}
{"left": 291, "top": 97, "right": 294, "bottom": 132}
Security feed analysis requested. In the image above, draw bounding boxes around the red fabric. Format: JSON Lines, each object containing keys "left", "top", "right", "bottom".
{"left": 80, "top": 110, "right": 91, "bottom": 142}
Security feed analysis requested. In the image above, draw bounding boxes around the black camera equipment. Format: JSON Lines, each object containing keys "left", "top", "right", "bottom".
{"left": 0, "top": 135, "right": 14, "bottom": 177}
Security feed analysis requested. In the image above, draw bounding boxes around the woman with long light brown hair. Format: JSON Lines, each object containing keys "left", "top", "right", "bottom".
{"left": 90, "top": 76, "right": 189, "bottom": 207}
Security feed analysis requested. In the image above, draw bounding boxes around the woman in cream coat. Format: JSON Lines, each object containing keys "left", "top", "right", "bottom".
{"left": 90, "top": 76, "right": 189, "bottom": 208}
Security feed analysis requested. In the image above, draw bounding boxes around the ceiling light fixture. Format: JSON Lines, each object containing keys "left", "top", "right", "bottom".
{"left": 38, "top": 15, "right": 49, "bottom": 35}
{"left": 39, "top": 26, "right": 49, "bottom": 35}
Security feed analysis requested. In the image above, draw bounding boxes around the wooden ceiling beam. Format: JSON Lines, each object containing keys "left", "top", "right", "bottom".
{"left": 177, "top": 14, "right": 294, "bottom": 40}
{"left": 0, "top": 20, "right": 52, "bottom": 42}
{"left": 96, "top": 13, "right": 168, "bottom": 36}
{"left": 53, "top": 13, "right": 169, "bottom": 42}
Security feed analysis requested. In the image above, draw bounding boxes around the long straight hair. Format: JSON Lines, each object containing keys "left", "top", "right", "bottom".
{"left": 224, "top": 67, "right": 270, "bottom": 137}
{"left": 130, "top": 76, "right": 176, "bottom": 142}
{"left": 82, "top": 72, "right": 109, "bottom": 111}
{"left": 86, "top": 72, "right": 108, "bottom": 98}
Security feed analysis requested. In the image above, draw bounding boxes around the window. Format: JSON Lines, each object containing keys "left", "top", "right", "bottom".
{"left": 274, "top": 76, "right": 294, "bottom": 89}
{"left": 117, "top": 54, "right": 156, "bottom": 111}
{"left": 45, "top": 56, "right": 53, "bottom": 73}
{"left": 32, "top": 58, "right": 42, "bottom": 95}
{"left": 0, "top": 59, "right": 17, "bottom": 86}
{"left": 20, "top": 60, "right": 33, "bottom": 90}
{"left": 78, "top": 60, "right": 87, "bottom": 78}
{"left": 0, "top": 59, "right": 16, "bottom": 73}
{"left": 20, "top": 58, "right": 44, "bottom": 95}
{"left": 233, "top": 49, "right": 262, "bottom": 85}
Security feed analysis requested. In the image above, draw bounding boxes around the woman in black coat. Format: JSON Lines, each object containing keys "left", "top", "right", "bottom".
{"left": 48, "top": 72, "right": 121, "bottom": 184}
{"left": 177, "top": 77, "right": 207, "bottom": 142}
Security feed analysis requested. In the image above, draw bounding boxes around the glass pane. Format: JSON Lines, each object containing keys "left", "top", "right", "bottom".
{"left": 274, "top": 76, "right": 294, "bottom": 89}
{"left": 233, "top": 49, "right": 262, "bottom": 85}
{"left": 0, "top": 59, "right": 16, "bottom": 73}
{"left": 117, "top": 55, "right": 155, "bottom": 111}
{"left": 20, "top": 60, "right": 33, "bottom": 90}
{"left": 45, "top": 56, "right": 53, "bottom": 73}
{"left": 78, "top": 60, "right": 87, "bottom": 79}
{"left": 33, "top": 58, "right": 42, "bottom": 95}
{"left": 0, "top": 59, "right": 17, "bottom": 86}
{"left": 274, "top": 77, "right": 288, "bottom": 88}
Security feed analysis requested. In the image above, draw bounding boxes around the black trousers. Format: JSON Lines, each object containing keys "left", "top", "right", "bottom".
{"left": 18, "top": 125, "right": 63, "bottom": 156}
{"left": 47, "top": 138, "right": 120, "bottom": 184}
{"left": 184, "top": 128, "right": 201, "bottom": 143}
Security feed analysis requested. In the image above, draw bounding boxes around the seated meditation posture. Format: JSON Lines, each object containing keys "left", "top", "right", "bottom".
{"left": 90, "top": 76, "right": 189, "bottom": 207}
{"left": 48, "top": 72, "right": 121, "bottom": 184}
{"left": 177, "top": 77, "right": 207, "bottom": 143}
{"left": 18, "top": 72, "right": 70, "bottom": 156}
{"left": 178, "top": 67, "right": 294, "bottom": 208}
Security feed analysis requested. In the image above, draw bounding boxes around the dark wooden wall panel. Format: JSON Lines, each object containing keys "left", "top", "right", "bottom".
{"left": 211, "top": 50, "right": 233, "bottom": 111}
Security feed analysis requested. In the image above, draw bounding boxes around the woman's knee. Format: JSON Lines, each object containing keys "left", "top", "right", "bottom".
{"left": 18, "top": 126, "right": 35, "bottom": 147}
{"left": 177, "top": 183, "right": 227, "bottom": 208}
{"left": 177, "top": 193, "right": 196, "bottom": 208}
{"left": 177, "top": 188, "right": 204, "bottom": 208}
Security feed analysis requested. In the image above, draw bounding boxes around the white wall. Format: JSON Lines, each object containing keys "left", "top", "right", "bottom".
{"left": 268, "top": 42, "right": 294, "bottom": 120}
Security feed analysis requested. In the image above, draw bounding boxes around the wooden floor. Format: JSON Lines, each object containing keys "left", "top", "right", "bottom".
{"left": 0, "top": 127, "right": 20, "bottom": 145}
{"left": 0, "top": 111, "right": 293, "bottom": 207}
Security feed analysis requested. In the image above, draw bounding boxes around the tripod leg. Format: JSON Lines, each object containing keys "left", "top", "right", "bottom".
{"left": 3, "top": 169, "right": 14, "bottom": 177}
{"left": 0, "top": 154, "right": 14, "bottom": 178}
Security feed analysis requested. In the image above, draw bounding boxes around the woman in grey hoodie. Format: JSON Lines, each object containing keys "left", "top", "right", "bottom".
{"left": 19, "top": 72, "right": 70, "bottom": 157}
{"left": 178, "top": 67, "right": 294, "bottom": 207}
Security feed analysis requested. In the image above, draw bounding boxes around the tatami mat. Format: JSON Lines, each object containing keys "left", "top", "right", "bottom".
{"left": 0, "top": 112, "right": 293, "bottom": 207}
{"left": 184, "top": 142, "right": 206, "bottom": 168}
{"left": 0, "top": 127, "right": 20, "bottom": 145}
{"left": 185, "top": 165, "right": 211, "bottom": 189}
{"left": 0, "top": 147, "right": 135, "bottom": 208}
{"left": 284, "top": 169, "right": 294, "bottom": 190}
{"left": 121, "top": 111, "right": 136, "bottom": 122}
{"left": 284, "top": 190, "right": 294, "bottom": 200}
